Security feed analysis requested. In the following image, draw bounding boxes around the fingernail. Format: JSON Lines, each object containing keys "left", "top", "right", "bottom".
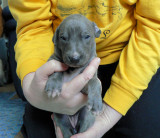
{"left": 96, "top": 57, "right": 101, "bottom": 63}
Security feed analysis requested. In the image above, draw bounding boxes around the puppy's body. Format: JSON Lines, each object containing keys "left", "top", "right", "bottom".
{"left": 45, "top": 14, "right": 102, "bottom": 138}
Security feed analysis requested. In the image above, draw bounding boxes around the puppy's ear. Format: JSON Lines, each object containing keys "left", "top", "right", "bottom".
{"left": 93, "top": 22, "right": 101, "bottom": 38}
{"left": 52, "top": 27, "right": 63, "bottom": 62}
{"left": 53, "top": 27, "right": 59, "bottom": 46}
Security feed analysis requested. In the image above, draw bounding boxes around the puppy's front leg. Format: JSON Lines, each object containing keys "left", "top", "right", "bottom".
{"left": 45, "top": 54, "right": 63, "bottom": 98}
{"left": 45, "top": 72, "right": 63, "bottom": 98}
{"left": 82, "top": 75, "right": 102, "bottom": 115}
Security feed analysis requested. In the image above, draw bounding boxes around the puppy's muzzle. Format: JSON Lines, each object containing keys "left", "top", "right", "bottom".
{"left": 67, "top": 52, "right": 82, "bottom": 64}
{"left": 68, "top": 55, "right": 80, "bottom": 63}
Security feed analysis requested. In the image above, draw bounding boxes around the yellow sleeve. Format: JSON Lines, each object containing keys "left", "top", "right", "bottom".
{"left": 103, "top": 0, "right": 160, "bottom": 115}
{"left": 8, "top": 0, "right": 54, "bottom": 81}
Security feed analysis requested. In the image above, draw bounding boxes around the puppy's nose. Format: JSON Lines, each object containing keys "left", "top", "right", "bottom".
{"left": 68, "top": 55, "right": 80, "bottom": 63}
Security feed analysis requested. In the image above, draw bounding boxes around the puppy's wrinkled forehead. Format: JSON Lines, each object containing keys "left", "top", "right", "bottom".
{"left": 59, "top": 15, "right": 93, "bottom": 36}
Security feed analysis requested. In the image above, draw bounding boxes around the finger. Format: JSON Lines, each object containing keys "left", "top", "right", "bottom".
{"left": 71, "top": 125, "right": 102, "bottom": 138}
{"left": 51, "top": 114, "right": 54, "bottom": 120}
{"left": 71, "top": 128, "right": 96, "bottom": 138}
{"left": 72, "top": 92, "right": 88, "bottom": 108}
{"left": 51, "top": 114, "right": 63, "bottom": 138}
{"left": 66, "top": 92, "right": 88, "bottom": 111}
{"left": 51, "top": 114, "right": 57, "bottom": 132}
{"left": 56, "top": 127, "right": 64, "bottom": 138}
{"left": 36, "top": 60, "right": 68, "bottom": 80}
{"left": 67, "top": 57, "right": 100, "bottom": 94}
{"left": 71, "top": 114, "right": 105, "bottom": 138}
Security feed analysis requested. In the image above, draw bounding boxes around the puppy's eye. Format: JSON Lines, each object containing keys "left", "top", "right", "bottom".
{"left": 85, "top": 35, "right": 90, "bottom": 39}
{"left": 60, "top": 36, "right": 67, "bottom": 41}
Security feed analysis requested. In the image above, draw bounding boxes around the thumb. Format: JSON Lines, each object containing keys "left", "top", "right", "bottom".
{"left": 51, "top": 114, "right": 64, "bottom": 138}
{"left": 67, "top": 57, "right": 100, "bottom": 94}
{"left": 36, "top": 60, "right": 68, "bottom": 80}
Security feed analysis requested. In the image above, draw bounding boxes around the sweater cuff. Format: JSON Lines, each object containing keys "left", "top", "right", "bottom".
{"left": 18, "top": 59, "right": 46, "bottom": 84}
{"left": 103, "top": 81, "right": 139, "bottom": 115}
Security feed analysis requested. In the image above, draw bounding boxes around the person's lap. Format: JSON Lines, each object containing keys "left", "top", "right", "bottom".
{"left": 21, "top": 103, "right": 55, "bottom": 138}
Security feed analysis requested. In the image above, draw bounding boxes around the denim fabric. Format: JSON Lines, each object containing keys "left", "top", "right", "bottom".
{"left": 2, "top": 6, "right": 25, "bottom": 101}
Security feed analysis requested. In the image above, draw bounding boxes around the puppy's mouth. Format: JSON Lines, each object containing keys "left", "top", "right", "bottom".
{"left": 64, "top": 62, "right": 86, "bottom": 68}
{"left": 63, "top": 54, "right": 89, "bottom": 68}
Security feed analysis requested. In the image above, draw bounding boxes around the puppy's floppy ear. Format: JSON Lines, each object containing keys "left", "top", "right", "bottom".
{"left": 52, "top": 26, "right": 63, "bottom": 62}
{"left": 93, "top": 22, "right": 101, "bottom": 38}
{"left": 53, "top": 26, "right": 59, "bottom": 46}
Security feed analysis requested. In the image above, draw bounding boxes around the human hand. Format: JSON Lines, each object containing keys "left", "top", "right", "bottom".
{"left": 52, "top": 103, "right": 122, "bottom": 138}
{"left": 22, "top": 57, "right": 100, "bottom": 114}
{"left": 71, "top": 103, "right": 122, "bottom": 138}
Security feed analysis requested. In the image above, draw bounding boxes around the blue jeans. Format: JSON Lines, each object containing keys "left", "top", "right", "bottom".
{"left": 3, "top": 6, "right": 25, "bottom": 101}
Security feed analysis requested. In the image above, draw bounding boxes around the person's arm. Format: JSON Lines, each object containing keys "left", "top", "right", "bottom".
{"left": 103, "top": 0, "right": 160, "bottom": 115}
{"left": 8, "top": 0, "right": 54, "bottom": 82}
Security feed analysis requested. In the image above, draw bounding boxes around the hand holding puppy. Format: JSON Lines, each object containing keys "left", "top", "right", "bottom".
{"left": 22, "top": 58, "right": 100, "bottom": 115}
{"left": 52, "top": 103, "right": 122, "bottom": 138}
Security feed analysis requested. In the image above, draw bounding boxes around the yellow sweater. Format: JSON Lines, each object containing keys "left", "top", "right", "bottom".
{"left": 8, "top": 0, "right": 160, "bottom": 115}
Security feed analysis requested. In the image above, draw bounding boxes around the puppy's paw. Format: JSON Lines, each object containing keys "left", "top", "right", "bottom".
{"left": 87, "top": 95, "right": 103, "bottom": 116}
{"left": 45, "top": 79, "right": 62, "bottom": 98}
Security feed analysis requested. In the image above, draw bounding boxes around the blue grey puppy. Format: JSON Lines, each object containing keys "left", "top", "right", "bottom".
{"left": 45, "top": 14, "right": 102, "bottom": 138}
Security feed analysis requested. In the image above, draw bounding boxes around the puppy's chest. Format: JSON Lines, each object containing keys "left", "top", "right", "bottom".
{"left": 62, "top": 67, "right": 85, "bottom": 131}
{"left": 62, "top": 67, "right": 84, "bottom": 83}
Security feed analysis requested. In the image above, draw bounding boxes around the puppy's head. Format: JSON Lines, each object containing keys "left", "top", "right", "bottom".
{"left": 53, "top": 14, "right": 101, "bottom": 67}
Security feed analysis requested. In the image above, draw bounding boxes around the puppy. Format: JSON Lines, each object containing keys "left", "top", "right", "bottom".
{"left": 45, "top": 14, "right": 102, "bottom": 138}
